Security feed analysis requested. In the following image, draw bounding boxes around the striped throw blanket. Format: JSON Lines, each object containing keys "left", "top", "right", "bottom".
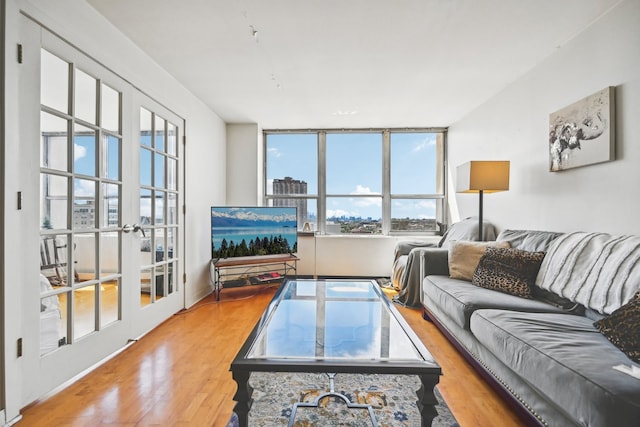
{"left": 535, "top": 232, "right": 640, "bottom": 315}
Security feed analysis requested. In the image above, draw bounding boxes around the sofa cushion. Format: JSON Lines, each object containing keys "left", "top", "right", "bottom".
{"left": 423, "top": 275, "right": 565, "bottom": 330}
{"left": 594, "top": 290, "right": 640, "bottom": 363}
{"left": 448, "top": 240, "right": 510, "bottom": 281}
{"left": 536, "top": 232, "right": 640, "bottom": 315}
{"left": 472, "top": 247, "right": 545, "bottom": 298}
{"left": 471, "top": 309, "right": 640, "bottom": 426}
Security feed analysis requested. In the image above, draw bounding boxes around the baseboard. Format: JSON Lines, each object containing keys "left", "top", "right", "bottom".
{"left": 5, "top": 413, "right": 22, "bottom": 427}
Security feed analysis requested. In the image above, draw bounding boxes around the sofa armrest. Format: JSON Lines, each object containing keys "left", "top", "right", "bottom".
{"left": 393, "top": 239, "right": 439, "bottom": 262}
{"left": 393, "top": 247, "right": 449, "bottom": 308}
{"left": 418, "top": 248, "right": 449, "bottom": 306}
{"left": 419, "top": 248, "right": 450, "bottom": 280}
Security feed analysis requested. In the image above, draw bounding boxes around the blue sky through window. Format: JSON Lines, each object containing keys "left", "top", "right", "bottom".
{"left": 266, "top": 132, "right": 440, "bottom": 220}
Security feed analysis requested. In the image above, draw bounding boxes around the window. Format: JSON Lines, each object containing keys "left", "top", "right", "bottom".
{"left": 264, "top": 129, "right": 446, "bottom": 235}
{"left": 390, "top": 132, "right": 445, "bottom": 233}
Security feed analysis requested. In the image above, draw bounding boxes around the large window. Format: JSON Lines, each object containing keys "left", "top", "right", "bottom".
{"left": 264, "top": 129, "right": 446, "bottom": 235}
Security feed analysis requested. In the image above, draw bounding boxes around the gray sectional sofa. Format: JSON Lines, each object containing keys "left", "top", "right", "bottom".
{"left": 417, "top": 229, "right": 640, "bottom": 427}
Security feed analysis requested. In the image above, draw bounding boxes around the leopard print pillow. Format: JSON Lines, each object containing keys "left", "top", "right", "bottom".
{"left": 472, "top": 247, "right": 546, "bottom": 299}
{"left": 594, "top": 290, "right": 640, "bottom": 363}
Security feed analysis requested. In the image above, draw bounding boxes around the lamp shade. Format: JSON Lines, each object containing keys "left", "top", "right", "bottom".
{"left": 456, "top": 161, "right": 510, "bottom": 193}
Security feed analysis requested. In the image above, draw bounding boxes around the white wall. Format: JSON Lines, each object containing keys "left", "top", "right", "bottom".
{"left": 226, "top": 124, "right": 260, "bottom": 205}
{"left": 185, "top": 107, "right": 226, "bottom": 306}
{"left": 314, "top": 235, "right": 408, "bottom": 277}
{"left": 293, "top": 234, "right": 439, "bottom": 278}
{"left": 449, "top": 0, "right": 640, "bottom": 236}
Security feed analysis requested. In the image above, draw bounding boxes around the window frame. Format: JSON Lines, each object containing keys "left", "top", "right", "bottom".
{"left": 264, "top": 128, "right": 448, "bottom": 236}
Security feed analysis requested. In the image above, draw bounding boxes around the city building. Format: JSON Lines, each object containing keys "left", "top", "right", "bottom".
{"left": 272, "top": 177, "right": 308, "bottom": 229}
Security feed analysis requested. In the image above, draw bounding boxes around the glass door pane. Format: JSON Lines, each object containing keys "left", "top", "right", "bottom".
{"left": 138, "top": 107, "right": 180, "bottom": 305}
{"left": 40, "top": 49, "right": 69, "bottom": 114}
{"left": 74, "top": 68, "right": 97, "bottom": 125}
{"left": 39, "top": 47, "right": 123, "bottom": 355}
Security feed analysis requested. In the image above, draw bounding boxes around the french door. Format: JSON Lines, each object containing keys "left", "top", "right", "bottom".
{"left": 18, "top": 16, "right": 184, "bottom": 404}
{"left": 130, "top": 95, "right": 184, "bottom": 336}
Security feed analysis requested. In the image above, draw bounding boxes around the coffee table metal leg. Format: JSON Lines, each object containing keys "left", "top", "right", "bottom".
{"left": 417, "top": 374, "right": 440, "bottom": 426}
{"left": 232, "top": 370, "right": 253, "bottom": 427}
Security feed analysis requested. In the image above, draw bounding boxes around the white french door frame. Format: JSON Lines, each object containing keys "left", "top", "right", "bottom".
{"left": 14, "top": 14, "right": 185, "bottom": 410}
{"left": 128, "top": 92, "right": 185, "bottom": 338}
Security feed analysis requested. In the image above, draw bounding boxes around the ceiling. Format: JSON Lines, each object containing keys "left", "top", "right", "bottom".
{"left": 86, "top": 0, "right": 621, "bottom": 129}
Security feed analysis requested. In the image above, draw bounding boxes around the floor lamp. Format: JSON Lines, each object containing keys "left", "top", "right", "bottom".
{"left": 456, "top": 161, "right": 510, "bottom": 241}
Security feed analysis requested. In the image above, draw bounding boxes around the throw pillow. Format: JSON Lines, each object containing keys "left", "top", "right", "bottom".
{"left": 448, "top": 240, "right": 510, "bottom": 281}
{"left": 593, "top": 290, "right": 640, "bottom": 363}
{"left": 471, "top": 247, "right": 546, "bottom": 299}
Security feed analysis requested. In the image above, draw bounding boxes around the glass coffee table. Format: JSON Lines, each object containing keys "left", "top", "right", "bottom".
{"left": 230, "top": 279, "right": 441, "bottom": 426}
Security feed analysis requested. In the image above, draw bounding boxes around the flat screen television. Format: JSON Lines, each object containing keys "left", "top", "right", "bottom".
{"left": 211, "top": 206, "right": 298, "bottom": 259}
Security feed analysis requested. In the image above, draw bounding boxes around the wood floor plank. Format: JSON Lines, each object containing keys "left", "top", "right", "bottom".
{"left": 20, "top": 284, "right": 526, "bottom": 426}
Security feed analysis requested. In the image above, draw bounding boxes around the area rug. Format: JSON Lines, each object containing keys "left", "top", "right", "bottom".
{"left": 226, "top": 372, "right": 459, "bottom": 426}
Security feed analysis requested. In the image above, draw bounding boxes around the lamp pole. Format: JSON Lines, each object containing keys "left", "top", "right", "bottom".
{"left": 478, "top": 190, "right": 484, "bottom": 241}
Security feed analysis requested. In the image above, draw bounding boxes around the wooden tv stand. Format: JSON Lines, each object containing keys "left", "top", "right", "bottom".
{"left": 211, "top": 254, "right": 298, "bottom": 300}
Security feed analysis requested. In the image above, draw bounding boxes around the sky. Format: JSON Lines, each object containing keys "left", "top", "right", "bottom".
{"left": 266, "top": 132, "right": 439, "bottom": 220}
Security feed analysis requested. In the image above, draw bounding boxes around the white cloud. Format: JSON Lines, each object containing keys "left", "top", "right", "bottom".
{"left": 417, "top": 199, "right": 436, "bottom": 210}
{"left": 327, "top": 209, "right": 352, "bottom": 218}
{"left": 415, "top": 200, "right": 437, "bottom": 218}
{"left": 354, "top": 197, "right": 381, "bottom": 208}
{"left": 74, "top": 179, "right": 95, "bottom": 198}
{"left": 105, "top": 184, "right": 119, "bottom": 197}
{"left": 74, "top": 144, "right": 87, "bottom": 161}
{"left": 412, "top": 136, "right": 436, "bottom": 153}
{"left": 350, "top": 185, "right": 381, "bottom": 207}
{"left": 267, "top": 147, "right": 281, "bottom": 158}
{"left": 392, "top": 199, "right": 436, "bottom": 218}
{"left": 350, "top": 184, "right": 375, "bottom": 195}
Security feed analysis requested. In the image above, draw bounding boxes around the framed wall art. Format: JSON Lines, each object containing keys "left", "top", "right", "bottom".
{"left": 548, "top": 86, "right": 615, "bottom": 172}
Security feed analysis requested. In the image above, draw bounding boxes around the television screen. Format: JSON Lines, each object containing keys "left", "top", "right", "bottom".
{"left": 211, "top": 206, "right": 298, "bottom": 259}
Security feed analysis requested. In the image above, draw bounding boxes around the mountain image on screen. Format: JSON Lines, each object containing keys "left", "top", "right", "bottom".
{"left": 211, "top": 207, "right": 297, "bottom": 259}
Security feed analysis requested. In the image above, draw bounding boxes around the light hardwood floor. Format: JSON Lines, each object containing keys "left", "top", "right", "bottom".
{"left": 20, "top": 284, "right": 527, "bottom": 426}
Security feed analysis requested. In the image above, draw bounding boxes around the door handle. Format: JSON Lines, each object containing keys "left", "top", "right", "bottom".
{"left": 123, "top": 224, "right": 146, "bottom": 237}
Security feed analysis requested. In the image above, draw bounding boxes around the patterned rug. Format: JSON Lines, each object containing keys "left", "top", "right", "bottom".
{"left": 226, "top": 372, "right": 458, "bottom": 427}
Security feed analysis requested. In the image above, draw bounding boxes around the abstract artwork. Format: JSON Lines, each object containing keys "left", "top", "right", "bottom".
{"left": 549, "top": 86, "right": 615, "bottom": 172}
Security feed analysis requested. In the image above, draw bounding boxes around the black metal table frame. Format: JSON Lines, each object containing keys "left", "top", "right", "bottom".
{"left": 229, "top": 279, "right": 442, "bottom": 427}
